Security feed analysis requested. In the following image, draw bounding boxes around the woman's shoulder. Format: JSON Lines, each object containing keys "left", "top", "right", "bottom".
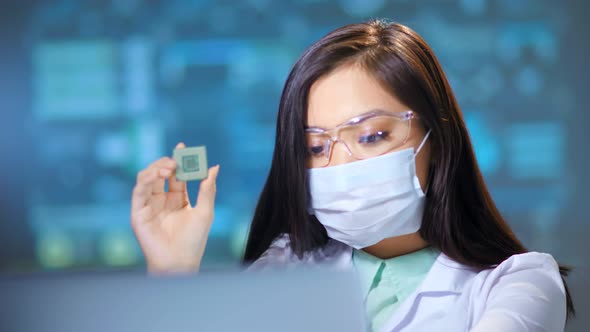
{"left": 438, "top": 251, "right": 564, "bottom": 284}
{"left": 247, "top": 233, "right": 351, "bottom": 270}
{"left": 462, "top": 252, "right": 567, "bottom": 331}
{"left": 476, "top": 251, "right": 564, "bottom": 291}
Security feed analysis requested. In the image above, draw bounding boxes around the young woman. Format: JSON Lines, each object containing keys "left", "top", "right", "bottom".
{"left": 130, "top": 20, "right": 574, "bottom": 331}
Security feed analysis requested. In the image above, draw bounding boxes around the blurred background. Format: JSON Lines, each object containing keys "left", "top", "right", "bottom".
{"left": 0, "top": 0, "right": 588, "bottom": 329}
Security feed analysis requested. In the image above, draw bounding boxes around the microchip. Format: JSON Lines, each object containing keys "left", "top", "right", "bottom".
{"left": 173, "top": 146, "right": 208, "bottom": 181}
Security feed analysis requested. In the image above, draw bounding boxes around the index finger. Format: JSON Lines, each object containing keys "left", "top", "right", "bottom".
{"left": 131, "top": 157, "right": 175, "bottom": 213}
{"left": 168, "top": 142, "right": 188, "bottom": 195}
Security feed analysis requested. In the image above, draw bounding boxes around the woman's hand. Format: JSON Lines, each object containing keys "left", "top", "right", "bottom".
{"left": 130, "top": 142, "right": 220, "bottom": 274}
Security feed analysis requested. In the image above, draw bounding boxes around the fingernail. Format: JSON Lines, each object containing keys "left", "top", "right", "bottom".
{"left": 160, "top": 169, "right": 171, "bottom": 177}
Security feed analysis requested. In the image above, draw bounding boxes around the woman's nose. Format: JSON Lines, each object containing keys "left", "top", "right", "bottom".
{"left": 326, "top": 141, "right": 356, "bottom": 167}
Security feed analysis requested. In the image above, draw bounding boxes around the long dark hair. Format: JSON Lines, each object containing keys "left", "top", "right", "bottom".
{"left": 243, "top": 19, "right": 574, "bottom": 318}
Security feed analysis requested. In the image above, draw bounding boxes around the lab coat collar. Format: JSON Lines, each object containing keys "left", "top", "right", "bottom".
{"left": 419, "top": 253, "right": 476, "bottom": 291}
{"left": 376, "top": 252, "right": 479, "bottom": 332}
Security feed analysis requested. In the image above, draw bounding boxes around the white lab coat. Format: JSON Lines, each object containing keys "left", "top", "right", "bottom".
{"left": 250, "top": 234, "right": 567, "bottom": 332}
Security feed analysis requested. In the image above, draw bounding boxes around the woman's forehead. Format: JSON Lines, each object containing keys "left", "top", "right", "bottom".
{"left": 306, "top": 65, "right": 408, "bottom": 129}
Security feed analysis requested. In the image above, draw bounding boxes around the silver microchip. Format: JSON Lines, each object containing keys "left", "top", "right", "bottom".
{"left": 173, "top": 146, "right": 208, "bottom": 181}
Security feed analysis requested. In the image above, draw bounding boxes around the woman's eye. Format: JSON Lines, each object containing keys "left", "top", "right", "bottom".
{"left": 309, "top": 145, "right": 325, "bottom": 156}
{"left": 358, "top": 131, "right": 389, "bottom": 144}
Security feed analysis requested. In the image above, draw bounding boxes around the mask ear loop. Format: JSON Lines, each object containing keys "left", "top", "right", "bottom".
{"left": 415, "top": 129, "right": 431, "bottom": 156}
{"left": 415, "top": 129, "right": 432, "bottom": 195}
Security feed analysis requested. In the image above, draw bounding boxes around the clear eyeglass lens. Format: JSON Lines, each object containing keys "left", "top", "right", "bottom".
{"left": 305, "top": 116, "right": 410, "bottom": 168}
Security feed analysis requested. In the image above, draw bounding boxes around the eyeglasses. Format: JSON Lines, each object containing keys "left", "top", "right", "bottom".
{"left": 305, "top": 110, "right": 416, "bottom": 168}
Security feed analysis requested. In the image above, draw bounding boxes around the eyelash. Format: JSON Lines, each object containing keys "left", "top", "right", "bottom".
{"left": 307, "top": 130, "right": 390, "bottom": 156}
{"left": 358, "top": 131, "right": 390, "bottom": 144}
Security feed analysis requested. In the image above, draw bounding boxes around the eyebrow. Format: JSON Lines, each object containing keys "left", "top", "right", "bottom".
{"left": 305, "top": 108, "right": 393, "bottom": 130}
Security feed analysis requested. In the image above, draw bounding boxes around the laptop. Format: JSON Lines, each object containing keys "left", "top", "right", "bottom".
{"left": 0, "top": 267, "right": 366, "bottom": 332}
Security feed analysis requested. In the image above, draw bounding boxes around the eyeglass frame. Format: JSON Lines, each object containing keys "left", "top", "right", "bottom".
{"left": 304, "top": 109, "right": 417, "bottom": 167}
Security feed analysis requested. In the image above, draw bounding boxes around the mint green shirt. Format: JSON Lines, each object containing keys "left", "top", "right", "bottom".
{"left": 352, "top": 247, "right": 439, "bottom": 332}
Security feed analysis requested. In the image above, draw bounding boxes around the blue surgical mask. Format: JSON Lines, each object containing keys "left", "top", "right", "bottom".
{"left": 307, "top": 131, "right": 431, "bottom": 249}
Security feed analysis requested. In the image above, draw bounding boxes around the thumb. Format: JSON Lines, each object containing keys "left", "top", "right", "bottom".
{"left": 195, "top": 165, "right": 220, "bottom": 210}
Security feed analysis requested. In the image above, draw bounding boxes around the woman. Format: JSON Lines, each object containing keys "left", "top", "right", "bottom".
{"left": 130, "top": 20, "right": 574, "bottom": 331}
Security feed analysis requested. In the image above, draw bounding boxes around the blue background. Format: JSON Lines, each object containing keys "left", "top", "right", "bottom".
{"left": 0, "top": 0, "right": 588, "bottom": 330}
